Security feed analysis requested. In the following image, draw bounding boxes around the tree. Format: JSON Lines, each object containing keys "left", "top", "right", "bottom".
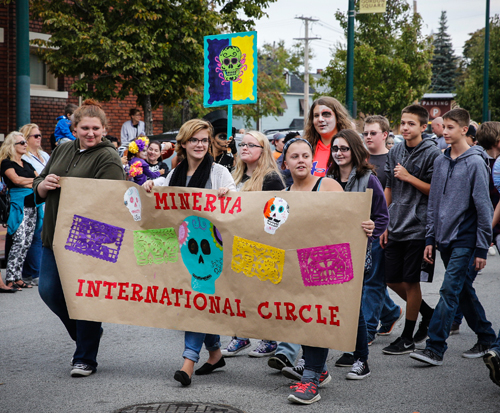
{"left": 317, "top": 0, "right": 433, "bottom": 122}
{"left": 455, "top": 15, "right": 500, "bottom": 121}
{"left": 30, "top": 0, "right": 277, "bottom": 134}
{"left": 177, "top": 40, "right": 305, "bottom": 129}
{"left": 429, "top": 11, "right": 458, "bottom": 93}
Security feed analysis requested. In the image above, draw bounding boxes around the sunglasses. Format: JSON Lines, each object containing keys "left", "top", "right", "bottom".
{"left": 331, "top": 146, "right": 350, "bottom": 153}
{"left": 362, "top": 131, "right": 382, "bottom": 137}
{"left": 15, "top": 140, "right": 28, "bottom": 146}
{"left": 30, "top": 134, "right": 42, "bottom": 139}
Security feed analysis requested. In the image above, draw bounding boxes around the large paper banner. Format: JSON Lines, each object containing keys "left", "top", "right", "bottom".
{"left": 53, "top": 178, "right": 372, "bottom": 351}
{"left": 203, "top": 31, "right": 257, "bottom": 107}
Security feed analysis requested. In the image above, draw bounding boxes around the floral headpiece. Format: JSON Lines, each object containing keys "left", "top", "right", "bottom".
{"left": 128, "top": 136, "right": 149, "bottom": 154}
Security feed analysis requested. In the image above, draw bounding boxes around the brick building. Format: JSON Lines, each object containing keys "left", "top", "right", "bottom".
{"left": 0, "top": 4, "right": 163, "bottom": 153}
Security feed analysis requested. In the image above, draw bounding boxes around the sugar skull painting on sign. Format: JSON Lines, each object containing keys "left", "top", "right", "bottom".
{"left": 216, "top": 46, "right": 247, "bottom": 84}
{"left": 124, "top": 187, "right": 141, "bottom": 221}
{"left": 263, "top": 197, "right": 289, "bottom": 235}
{"left": 179, "top": 216, "right": 224, "bottom": 295}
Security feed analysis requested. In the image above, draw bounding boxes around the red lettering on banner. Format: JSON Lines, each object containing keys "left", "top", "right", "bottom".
{"left": 229, "top": 197, "right": 242, "bottom": 214}
{"left": 172, "top": 288, "right": 183, "bottom": 307}
{"left": 235, "top": 299, "right": 246, "bottom": 318}
{"left": 299, "top": 305, "right": 313, "bottom": 323}
{"left": 118, "top": 282, "right": 130, "bottom": 301}
{"left": 130, "top": 284, "right": 143, "bottom": 302}
{"left": 204, "top": 194, "right": 217, "bottom": 212}
{"left": 220, "top": 197, "right": 232, "bottom": 213}
{"left": 76, "top": 279, "right": 85, "bottom": 296}
{"left": 103, "top": 281, "right": 117, "bottom": 299}
{"left": 159, "top": 288, "right": 172, "bottom": 305}
{"left": 194, "top": 293, "right": 207, "bottom": 311}
{"left": 274, "top": 301, "right": 283, "bottom": 320}
{"left": 284, "top": 302, "right": 298, "bottom": 321}
{"left": 169, "top": 193, "right": 178, "bottom": 209}
{"left": 154, "top": 193, "right": 170, "bottom": 210}
{"left": 85, "top": 280, "right": 102, "bottom": 297}
{"left": 192, "top": 192, "right": 202, "bottom": 211}
{"left": 209, "top": 296, "right": 221, "bottom": 314}
{"left": 144, "top": 286, "right": 159, "bottom": 303}
{"left": 258, "top": 301, "right": 272, "bottom": 319}
{"left": 184, "top": 290, "right": 192, "bottom": 308}
{"left": 329, "top": 306, "right": 340, "bottom": 326}
{"left": 178, "top": 193, "right": 190, "bottom": 210}
{"left": 315, "top": 304, "right": 327, "bottom": 325}
{"left": 222, "top": 298, "right": 235, "bottom": 316}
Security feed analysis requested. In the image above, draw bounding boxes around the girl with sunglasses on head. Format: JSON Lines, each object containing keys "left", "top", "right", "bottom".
{"left": 143, "top": 119, "right": 235, "bottom": 387}
{"left": 218, "top": 131, "right": 285, "bottom": 358}
{"left": 0, "top": 132, "right": 44, "bottom": 291}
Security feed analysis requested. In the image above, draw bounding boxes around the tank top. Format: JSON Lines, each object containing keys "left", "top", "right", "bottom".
{"left": 286, "top": 177, "right": 323, "bottom": 192}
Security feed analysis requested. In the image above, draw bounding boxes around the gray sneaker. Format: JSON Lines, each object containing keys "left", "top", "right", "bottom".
{"left": 463, "top": 343, "right": 490, "bottom": 359}
{"left": 410, "top": 349, "right": 443, "bottom": 366}
{"left": 282, "top": 358, "right": 304, "bottom": 381}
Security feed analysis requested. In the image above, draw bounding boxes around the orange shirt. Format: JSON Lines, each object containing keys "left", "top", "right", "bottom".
{"left": 311, "top": 139, "right": 330, "bottom": 177}
{"left": 273, "top": 150, "right": 282, "bottom": 161}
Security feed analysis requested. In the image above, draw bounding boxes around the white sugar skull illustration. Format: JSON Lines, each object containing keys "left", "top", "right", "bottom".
{"left": 124, "top": 187, "right": 141, "bottom": 221}
{"left": 263, "top": 197, "right": 289, "bottom": 235}
{"left": 179, "top": 216, "right": 223, "bottom": 295}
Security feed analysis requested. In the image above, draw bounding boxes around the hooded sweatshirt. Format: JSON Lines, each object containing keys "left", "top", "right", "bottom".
{"left": 384, "top": 137, "right": 441, "bottom": 241}
{"left": 425, "top": 145, "right": 493, "bottom": 259}
{"left": 33, "top": 138, "right": 126, "bottom": 249}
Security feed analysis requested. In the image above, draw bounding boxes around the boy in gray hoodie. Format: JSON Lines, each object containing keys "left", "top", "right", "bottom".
{"left": 381, "top": 105, "right": 441, "bottom": 355}
{"left": 410, "top": 108, "right": 496, "bottom": 366}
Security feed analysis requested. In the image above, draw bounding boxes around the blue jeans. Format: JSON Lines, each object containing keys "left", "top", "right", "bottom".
{"left": 492, "top": 333, "right": 500, "bottom": 355}
{"left": 301, "top": 346, "right": 329, "bottom": 384}
{"left": 183, "top": 331, "right": 221, "bottom": 363}
{"left": 426, "top": 247, "right": 496, "bottom": 358}
{"left": 22, "top": 227, "right": 42, "bottom": 280}
{"left": 38, "top": 247, "right": 102, "bottom": 369}
{"left": 362, "top": 239, "right": 400, "bottom": 339}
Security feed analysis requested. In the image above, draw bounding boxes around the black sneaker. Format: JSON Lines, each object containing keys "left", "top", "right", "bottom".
{"left": 450, "top": 321, "right": 460, "bottom": 335}
{"left": 382, "top": 337, "right": 415, "bottom": 355}
{"left": 287, "top": 381, "right": 320, "bottom": 405}
{"left": 70, "top": 363, "right": 95, "bottom": 377}
{"left": 282, "top": 358, "right": 305, "bottom": 380}
{"left": 410, "top": 349, "right": 443, "bottom": 366}
{"left": 346, "top": 359, "right": 371, "bottom": 380}
{"left": 413, "top": 318, "right": 431, "bottom": 344}
{"left": 268, "top": 353, "right": 293, "bottom": 371}
{"left": 484, "top": 350, "right": 500, "bottom": 387}
{"left": 462, "top": 343, "right": 490, "bottom": 359}
{"left": 335, "top": 352, "right": 355, "bottom": 367}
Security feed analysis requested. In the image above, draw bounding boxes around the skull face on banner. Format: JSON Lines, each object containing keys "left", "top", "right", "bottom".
{"left": 179, "top": 216, "right": 224, "bottom": 295}
{"left": 124, "top": 187, "right": 141, "bottom": 221}
{"left": 218, "top": 46, "right": 243, "bottom": 82}
{"left": 263, "top": 197, "right": 289, "bottom": 235}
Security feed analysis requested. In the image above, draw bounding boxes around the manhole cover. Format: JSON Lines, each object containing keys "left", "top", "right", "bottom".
{"left": 115, "top": 402, "right": 246, "bottom": 413}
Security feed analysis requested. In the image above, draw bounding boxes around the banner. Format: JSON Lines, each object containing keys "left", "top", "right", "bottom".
{"left": 358, "top": 0, "right": 387, "bottom": 14}
{"left": 53, "top": 178, "right": 372, "bottom": 351}
{"left": 203, "top": 31, "right": 258, "bottom": 108}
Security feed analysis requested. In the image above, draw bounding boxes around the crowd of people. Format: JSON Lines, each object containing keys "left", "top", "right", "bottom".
{"left": 2, "top": 97, "right": 500, "bottom": 406}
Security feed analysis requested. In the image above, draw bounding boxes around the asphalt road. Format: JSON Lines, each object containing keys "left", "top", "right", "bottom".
{"left": 1, "top": 251, "right": 500, "bottom": 413}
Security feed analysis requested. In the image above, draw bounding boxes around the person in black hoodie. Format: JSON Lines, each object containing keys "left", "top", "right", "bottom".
{"left": 34, "top": 99, "right": 126, "bottom": 378}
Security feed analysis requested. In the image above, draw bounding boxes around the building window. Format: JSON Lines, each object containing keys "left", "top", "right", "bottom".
{"left": 299, "top": 99, "right": 305, "bottom": 117}
{"left": 30, "top": 52, "right": 46, "bottom": 85}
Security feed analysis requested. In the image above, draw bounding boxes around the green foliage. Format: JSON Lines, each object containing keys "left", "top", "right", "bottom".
{"left": 430, "top": 11, "right": 458, "bottom": 93}
{"left": 317, "top": 0, "right": 433, "bottom": 122}
{"left": 455, "top": 15, "right": 500, "bottom": 121}
{"left": 30, "top": 0, "right": 276, "bottom": 133}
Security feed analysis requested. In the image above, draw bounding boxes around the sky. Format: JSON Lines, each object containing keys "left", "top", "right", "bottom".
{"left": 253, "top": 0, "right": 500, "bottom": 73}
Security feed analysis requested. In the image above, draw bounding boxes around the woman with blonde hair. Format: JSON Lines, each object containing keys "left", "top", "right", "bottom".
{"left": 143, "top": 118, "right": 235, "bottom": 386}
{"left": 219, "top": 130, "right": 285, "bottom": 357}
{"left": 0, "top": 131, "right": 44, "bottom": 290}
{"left": 304, "top": 96, "right": 353, "bottom": 177}
{"left": 18, "top": 123, "right": 50, "bottom": 285}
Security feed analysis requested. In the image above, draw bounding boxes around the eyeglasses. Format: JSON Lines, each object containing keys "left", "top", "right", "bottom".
{"left": 30, "top": 134, "right": 42, "bottom": 139}
{"left": 15, "top": 140, "right": 28, "bottom": 146}
{"left": 238, "top": 143, "right": 262, "bottom": 149}
{"left": 331, "top": 146, "right": 350, "bottom": 153}
{"left": 187, "top": 138, "right": 209, "bottom": 145}
{"left": 362, "top": 131, "right": 382, "bottom": 137}
{"left": 216, "top": 133, "right": 227, "bottom": 140}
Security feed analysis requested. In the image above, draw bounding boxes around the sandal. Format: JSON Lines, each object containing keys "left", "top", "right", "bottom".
{"left": 6, "top": 282, "right": 22, "bottom": 291}
{"left": 14, "top": 280, "right": 32, "bottom": 289}
{"left": 0, "top": 287, "right": 17, "bottom": 293}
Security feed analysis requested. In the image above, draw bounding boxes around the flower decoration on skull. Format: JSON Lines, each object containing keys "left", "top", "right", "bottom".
{"left": 179, "top": 216, "right": 224, "bottom": 294}
{"left": 215, "top": 46, "right": 247, "bottom": 85}
{"left": 124, "top": 187, "right": 142, "bottom": 221}
{"left": 263, "top": 197, "right": 289, "bottom": 235}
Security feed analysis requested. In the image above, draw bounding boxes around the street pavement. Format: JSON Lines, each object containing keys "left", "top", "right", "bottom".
{"left": 1, "top": 252, "right": 500, "bottom": 413}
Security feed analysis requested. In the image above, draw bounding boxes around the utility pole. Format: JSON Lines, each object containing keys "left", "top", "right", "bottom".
{"left": 346, "top": 0, "right": 355, "bottom": 117}
{"left": 17, "top": 0, "right": 30, "bottom": 128}
{"left": 294, "top": 17, "right": 320, "bottom": 127}
{"left": 483, "top": 0, "right": 490, "bottom": 122}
